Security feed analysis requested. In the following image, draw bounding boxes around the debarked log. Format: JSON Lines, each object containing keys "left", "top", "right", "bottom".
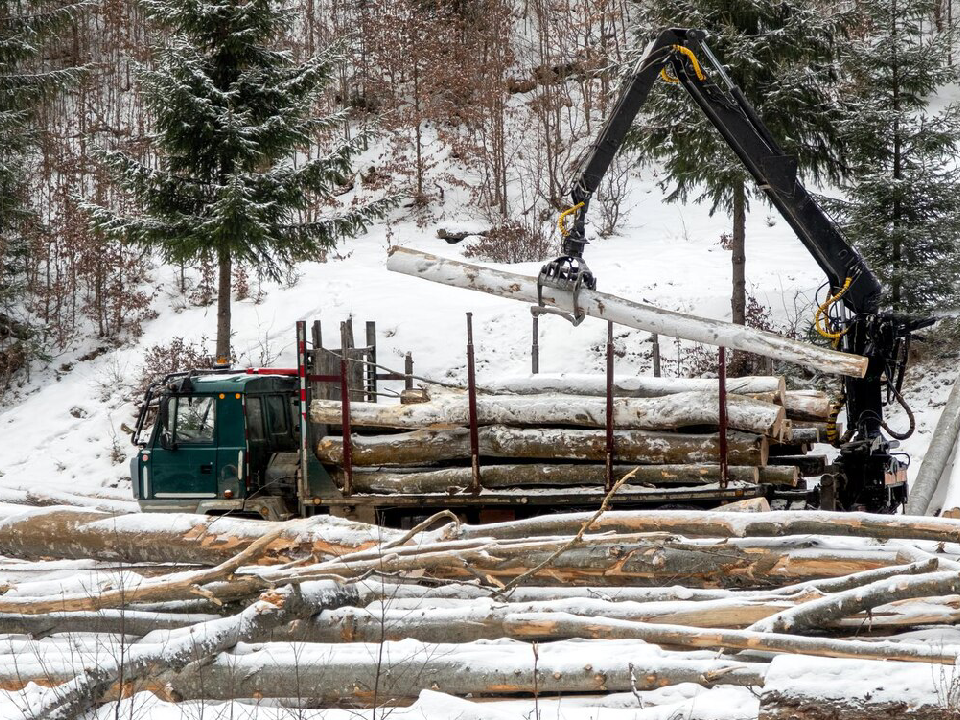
{"left": 336, "top": 464, "right": 801, "bottom": 494}
{"left": 311, "top": 390, "right": 786, "bottom": 437}
{"left": 386, "top": 247, "right": 869, "bottom": 379}
{"left": 317, "top": 426, "right": 769, "bottom": 467}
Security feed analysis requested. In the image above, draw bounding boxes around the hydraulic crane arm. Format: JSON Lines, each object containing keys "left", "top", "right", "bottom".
{"left": 554, "top": 27, "right": 881, "bottom": 314}
{"left": 541, "top": 27, "right": 933, "bottom": 512}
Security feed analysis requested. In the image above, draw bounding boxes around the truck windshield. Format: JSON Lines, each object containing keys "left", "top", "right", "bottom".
{"left": 175, "top": 396, "right": 215, "bottom": 443}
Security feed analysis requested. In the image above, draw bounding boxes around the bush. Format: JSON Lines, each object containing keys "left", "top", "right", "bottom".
{"left": 462, "top": 220, "right": 555, "bottom": 264}
{"left": 138, "top": 337, "right": 216, "bottom": 396}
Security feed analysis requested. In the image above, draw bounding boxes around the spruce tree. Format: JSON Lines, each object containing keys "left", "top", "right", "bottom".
{"left": 830, "top": 0, "right": 960, "bottom": 314}
{"left": 628, "top": 1, "right": 850, "bottom": 332}
{"left": 0, "top": 1, "right": 84, "bottom": 309}
{"left": 85, "top": 0, "right": 390, "bottom": 361}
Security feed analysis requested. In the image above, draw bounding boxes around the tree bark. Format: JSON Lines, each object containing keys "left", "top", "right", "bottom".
{"left": 317, "top": 426, "right": 769, "bottom": 467}
{"left": 312, "top": 390, "right": 786, "bottom": 436}
{"left": 0, "top": 507, "right": 394, "bottom": 564}
{"left": 32, "top": 580, "right": 363, "bottom": 720}
{"left": 386, "top": 247, "right": 869, "bottom": 378}
{"left": 731, "top": 181, "right": 747, "bottom": 327}
{"left": 748, "top": 565, "right": 960, "bottom": 635}
{"left": 445, "top": 508, "right": 960, "bottom": 546}
{"left": 500, "top": 612, "right": 957, "bottom": 664}
{"left": 215, "top": 245, "right": 232, "bottom": 363}
{"left": 749, "top": 390, "right": 832, "bottom": 421}
{"left": 758, "top": 656, "right": 952, "bottom": 720}
{"left": 151, "top": 639, "right": 767, "bottom": 703}
{"left": 340, "top": 464, "right": 778, "bottom": 494}
{"left": 483, "top": 373, "right": 785, "bottom": 400}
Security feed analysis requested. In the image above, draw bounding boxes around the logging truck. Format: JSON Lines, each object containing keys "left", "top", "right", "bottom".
{"left": 130, "top": 322, "right": 804, "bottom": 524}
{"left": 131, "top": 28, "right": 932, "bottom": 520}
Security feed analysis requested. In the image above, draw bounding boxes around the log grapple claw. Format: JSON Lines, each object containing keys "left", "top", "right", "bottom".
{"left": 533, "top": 255, "right": 597, "bottom": 326}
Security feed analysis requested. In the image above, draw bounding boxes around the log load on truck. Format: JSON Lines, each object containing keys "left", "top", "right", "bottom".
{"left": 131, "top": 28, "right": 932, "bottom": 521}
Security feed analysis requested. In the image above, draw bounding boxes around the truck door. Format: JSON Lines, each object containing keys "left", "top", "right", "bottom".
{"left": 148, "top": 394, "right": 219, "bottom": 500}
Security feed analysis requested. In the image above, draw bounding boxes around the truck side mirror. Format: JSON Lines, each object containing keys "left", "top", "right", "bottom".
{"left": 159, "top": 430, "right": 175, "bottom": 451}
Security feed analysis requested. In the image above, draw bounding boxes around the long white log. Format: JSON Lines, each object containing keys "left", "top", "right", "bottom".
{"left": 312, "top": 390, "right": 786, "bottom": 436}
{"left": 386, "top": 247, "right": 868, "bottom": 378}
{"left": 483, "top": 373, "right": 786, "bottom": 400}
{"left": 907, "top": 371, "right": 960, "bottom": 515}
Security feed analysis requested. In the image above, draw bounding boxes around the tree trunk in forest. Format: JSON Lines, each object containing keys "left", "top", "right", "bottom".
{"left": 731, "top": 181, "right": 747, "bottom": 327}
{"left": 730, "top": 181, "right": 747, "bottom": 376}
{"left": 216, "top": 245, "right": 232, "bottom": 363}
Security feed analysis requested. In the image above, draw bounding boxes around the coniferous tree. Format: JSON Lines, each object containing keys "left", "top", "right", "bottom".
{"left": 830, "top": 0, "right": 960, "bottom": 314}
{"left": 85, "top": 0, "right": 390, "bottom": 361}
{"left": 628, "top": 1, "right": 851, "bottom": 334}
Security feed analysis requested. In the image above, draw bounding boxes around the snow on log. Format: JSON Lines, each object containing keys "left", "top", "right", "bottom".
{"left": 483, "top": 373, "right": 785, "bottom": 400}
{"left": 317, "top": 425, "right": 769, "bottom": 466}
{"left": 414, "top": 536, "right": 904, "bottom": 589}
{"left": 0, "top": 507, "right": 396, "bottom": 564}
{"left": 749, "top": 389, "right": 832, "bottom": 421}
{"left": 499, "top": 612, "right": 958, "bottom": 665}
{"left": 386, "top": 247, "right": 869, "bottom": 378}
{"left": 748, "top": 564, "right": 960, "bottom": 635}
{"left": 907, "top": 371, "right": 960, "bottom": 515}
{"left": 444, "top": 508, "right": 960, "bottom": 545}
{"left": 31, "top": 580, "right": 364, "bottom": 720}
{"left": 311, "top": 390, "right": 786, "bottom": 437}
{"left": 337, "top": 464, "right": 797, "bottom": 494}
{"left": 155, "top": 639, "right": 767, "bottom": 703}
{"left": 758, "top": 655, "right": 954, "bottom": 720}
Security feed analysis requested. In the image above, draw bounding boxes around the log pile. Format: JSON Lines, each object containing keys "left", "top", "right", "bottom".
{"left": 5, "top": 505, "right": 960, "bottom": 718}
{"left": 311, "top": 374, "right": 835, "bottom": 501}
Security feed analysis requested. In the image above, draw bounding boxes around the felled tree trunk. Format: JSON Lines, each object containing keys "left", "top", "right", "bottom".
{"left": 749, "top": 389, "right": 832, "bottom": 421}
{"left": 152, "top": 639, "right": 767, "bottom": 704}
{"left": 32, "top": 581, "right": 363, "bottom": 720}
{"left": 758, "top": 656, "right": 952, "bottom": 720}
{"left": 339, "top": 464, "right": 795, "bottom": 494}
{"left": 907, "top": 371, "right": 960, "bottom": 515}
{"left": 0, "top": 507, "right": 394, "bottom": 564}
{"left": 312, "top": 390, "right": 786, "bottom": 436}
{"left": 445, "top": 508, "right": 960, "bottom": 546}
{"left": 317, "top": 426, "right": 769, "bottom": 467}
{"left": 386, "top": 247, "right": 869, "bottom": 378}
{"left": 748, "top": 564, "right": 960, "bottom": 635}
{"left": 481, "top": 373, "right": 785, "bottom": 400}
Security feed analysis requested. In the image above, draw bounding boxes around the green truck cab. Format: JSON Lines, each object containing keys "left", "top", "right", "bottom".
{"left": 131, "top": 370, "right": 334, "bottom": 520}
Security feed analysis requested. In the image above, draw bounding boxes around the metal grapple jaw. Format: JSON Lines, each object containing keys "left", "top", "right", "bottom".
{"left": 533, "top": 255, "right": 597, "bottom": 326}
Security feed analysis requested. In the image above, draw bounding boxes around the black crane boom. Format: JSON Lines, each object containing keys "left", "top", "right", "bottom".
{"left": 540, "top": 27, "right": 932, "bottom": 512}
